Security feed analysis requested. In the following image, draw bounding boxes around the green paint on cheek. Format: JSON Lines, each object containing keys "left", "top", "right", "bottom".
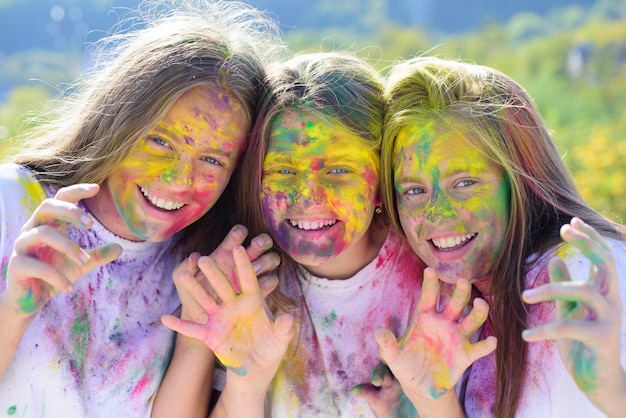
{"left": 17, "top": 289, "right": 37, "bottom": 315}
{"left": 7, "top": 405, "right": 17, "bottom": 416}
{"left": 161, "top": 168, "right": 177, "bottom": 184}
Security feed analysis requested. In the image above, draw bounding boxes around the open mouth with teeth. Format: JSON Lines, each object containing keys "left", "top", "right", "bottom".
{"left": 287, "top": 219, "right": 338, "bottom": 231}
{"left": 430, "top": 233, "right": 476, "bottom": 251}
{"left": 140, "top": 186, "right": 185, "bottom": 211}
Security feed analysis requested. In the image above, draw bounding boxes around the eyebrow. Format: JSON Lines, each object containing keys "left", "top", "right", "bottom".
{"left": 153, "top": 126, "right": 236, "bottom": 159}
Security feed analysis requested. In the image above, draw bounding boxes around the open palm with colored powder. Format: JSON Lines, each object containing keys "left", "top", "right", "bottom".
{"left": 522, "top": 217, "right": 626, "bottom": 416}
{"left": 4, "top": 184, "right": 122, "bottom": 320}
{"left": 372, "top": 267, "right": 497, "bottom": 416}
{"left": 161, "top": 244, "right": 295, "bottom": 385}
{"left": 170, "top": 225, "right": 280, "bottom": 326}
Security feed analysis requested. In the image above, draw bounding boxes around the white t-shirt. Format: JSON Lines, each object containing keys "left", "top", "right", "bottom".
{"left": 268, "top": 231, "right": 425, "bottom": 417}
{"left": 0, "top": 164, "right": 182, "bottom": 417}
{"left": 462, "top": 238, "right": 626, "bottom": 417}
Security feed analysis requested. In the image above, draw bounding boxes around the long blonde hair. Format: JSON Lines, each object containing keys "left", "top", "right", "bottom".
{"left": 10, "top": 0, "right": 285, "bottom": 252}
{"left": 382, "top": 56, "right": 625, "bottom": 417}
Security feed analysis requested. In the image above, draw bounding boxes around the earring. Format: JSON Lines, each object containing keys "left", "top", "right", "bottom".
{"left": 375, "top": 205, "right": 382, "bottom": 215}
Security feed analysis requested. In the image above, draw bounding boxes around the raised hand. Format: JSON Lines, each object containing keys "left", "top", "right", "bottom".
{"left": 372, "top": 268, "right": 496, "bottom": 416}
{"left": 522, "top": 217, "right": 626, "bottom": 415}
{"left": 161, "top": 244, "right": 294, "bottom": 383}
{"left": 352, "top": 363, "right": 417, "bottom": 418}
{"left": 171, "top": 225, "right": 281, "bottom": 325}
{"left": 3, "top": 184, "right": 123, "bottom": 320}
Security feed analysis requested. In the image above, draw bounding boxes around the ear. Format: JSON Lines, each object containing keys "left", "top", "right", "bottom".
{"left": 374, "top": 191, "right": 381, "bottom": 207}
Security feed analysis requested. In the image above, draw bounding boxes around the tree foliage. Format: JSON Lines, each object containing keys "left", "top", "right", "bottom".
{"left": 1, "top": 0, "right": 625, "bottom": 220}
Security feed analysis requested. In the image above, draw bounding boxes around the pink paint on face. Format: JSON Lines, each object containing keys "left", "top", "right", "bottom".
{"left": 85, "top": 86, "right": 247, "bottom": 242}
{"left": 393, "top": 121, "right": 510, "bottom": 292}
{"left": 261, "top": 111, "right": 379, "bottom": 278}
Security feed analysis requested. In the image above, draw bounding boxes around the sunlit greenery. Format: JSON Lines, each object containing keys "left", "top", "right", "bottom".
{"left": 1, "top": 1, "right": 625, "bottom": 221}
{"left": 285, "top": 7, "right": 626, "bottom": 222}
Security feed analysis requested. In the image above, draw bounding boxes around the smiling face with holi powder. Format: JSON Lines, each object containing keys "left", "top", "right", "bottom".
{"left": 85, "top": 86, "right": 247, "bottom": 242}
{"left": 261, "top": 110, "right": 380, "bottom": 279}
{"left": 393, "top": 120, "right": 510, "bottom": 292}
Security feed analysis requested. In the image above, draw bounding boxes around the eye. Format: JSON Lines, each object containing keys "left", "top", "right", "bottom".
{"left": 150, "top": 136, "right": 172, "bottom": 149}
{"left": 201, "top": 156, "right": 224, "bottom": 166}
{"left": 328, "top": 167, "right": 349, "bottom": 174}
{"left": 405, "top": 187, "right": 426, "bottom": 195}
{"left": 277, "top": 168, "right": 296, "bottom": 175}
{"left": 455, "top": 179, "right": 476, "bottom": 188}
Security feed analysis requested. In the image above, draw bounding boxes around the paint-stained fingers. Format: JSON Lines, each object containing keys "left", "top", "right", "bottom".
{"left": 53, "top": 183, "right": 100, "bottom": 203}
{"left": 560, "top": 220, "right": 611, "bottom": 268}
{"left": 442, "top": 278, "right": 471, "bottom": 322}
{"left": 81, "top": 243, "right": 123, "bottom": 277}
{"left": 522, "top": 280, "right": 608, "bottom": 319}
{"left": 557, "top": 223, "right": 617, "bottom": 301}
{"left": 375, "top": 328, "right": 401, "bottom": 366}
{"left": 467, "top": 335, "right": 497, "bottom": 363}
{"left": 198, "top": 255, "right": 237, "bottom": 302}
{"left": 22, "top": 198, "right": 94, "bottom": 233}
{"left": 177, "top": 269, "right": 218, "bottom": 319}
{"left": 160, "top": 314, "right": 208, "bottom": 343}
{"left": 250, "top": 250, "right": 281, "bottom": 277}
{"left": 246, "top": 233, "right": 275, "bottom": 262}
{"left": 417, "top": 267, "right": 440, "bottom": 313}
{"left": 14, "top": 225, "right": 93, "bottom": 267}
{"left": 273, "top": 312, "right": 296, "bottom": 344}
{"left": 370, "top": 362, "right": 391, "bottom": 387}
{"left": 258, "top": 274, "right": 279, "bottom": 298}
{"left": 458, "top": 297, "right": 490, "bottom": 338}
{"left": 26, "top": 183, "right": 98, "bottom": 230}
{"left": 9, "top": 254, "right": 73, "bottom": 293}
{"left": 215, "top": 225, "right": 248, "bottom": 256}
{"left": 186, "top": 252, "right": 202, "bottom": 276}
{"left": 521, "top": 319, "right": 608, "bottom": 344}
{"left": 567, "top": 217, "right": 612, "bottom": 254}
{"left": 232, "top": 245, "right": 262, "bottom": 295}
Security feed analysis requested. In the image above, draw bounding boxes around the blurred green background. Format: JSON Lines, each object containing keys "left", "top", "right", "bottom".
{"left": 1, "top": 0, "right": 625, "bottom": 222}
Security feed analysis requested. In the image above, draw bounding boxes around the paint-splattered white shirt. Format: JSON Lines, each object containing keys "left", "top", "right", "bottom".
{"left": 268, "top": 230, "right": 425, "bottom": 417}
{"left": 0, "top": 164, "right": 182, "bottom": 417}
{"left": 462, "top": 238, "right": 626, "bottom": 417}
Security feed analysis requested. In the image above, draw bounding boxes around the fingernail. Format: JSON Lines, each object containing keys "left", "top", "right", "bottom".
{"left": 521, "top": 329, "right": 531, "bottom": 339}
{"left": 252, "top": 237, "right": 264, "bottom": 249}
{"left": 67, "top": 284, "right": 74, "bottom": 292}
{"left": 253, "top": 263, "right": 261, "bottom": 273}
{"left": 232, "top": 226, "right": 244, "bottom": 240}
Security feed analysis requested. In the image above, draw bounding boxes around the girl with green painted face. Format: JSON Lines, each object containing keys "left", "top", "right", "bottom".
{"left": 377, "top": 56, "right": 626, "bottom": 417}
{"left": 159, "top": 51, "right": 490, "bottom": 418}
{"left": 0, "top": 1, "right": 283, "bottom": 416}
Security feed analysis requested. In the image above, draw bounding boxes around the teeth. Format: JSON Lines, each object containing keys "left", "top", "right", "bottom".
{"left": 140, "top": 187, "right": 184, "bottom": 211}
{"left": 432, "top": 233, "right": 475, "bottom": 249}
{"left": 288, "top": 219, "right": 337, "bottom": 230}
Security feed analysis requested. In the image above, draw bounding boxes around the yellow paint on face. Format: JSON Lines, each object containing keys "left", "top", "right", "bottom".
{"left": 89, "top": 86, "right": 247, "bottom": 242}
{"left": 261, "top": 110, "right": 379, "bottom": 274}
{"left": 393, "top": 120, "right": 510, "bottom": 290}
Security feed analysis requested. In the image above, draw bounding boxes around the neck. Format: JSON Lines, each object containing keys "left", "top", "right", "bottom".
{"left": 303, "top": 225, "right": 388, "bottom": 280}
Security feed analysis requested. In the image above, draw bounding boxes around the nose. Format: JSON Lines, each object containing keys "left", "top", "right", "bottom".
{"left": 292, "top": 175, "right": 323, "bottom": 207}
{"left": 162, "top": 156, "right": 195, "bottom": 191}
{"left": 424, "top": 186, "right": 457, "bottom": 223}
